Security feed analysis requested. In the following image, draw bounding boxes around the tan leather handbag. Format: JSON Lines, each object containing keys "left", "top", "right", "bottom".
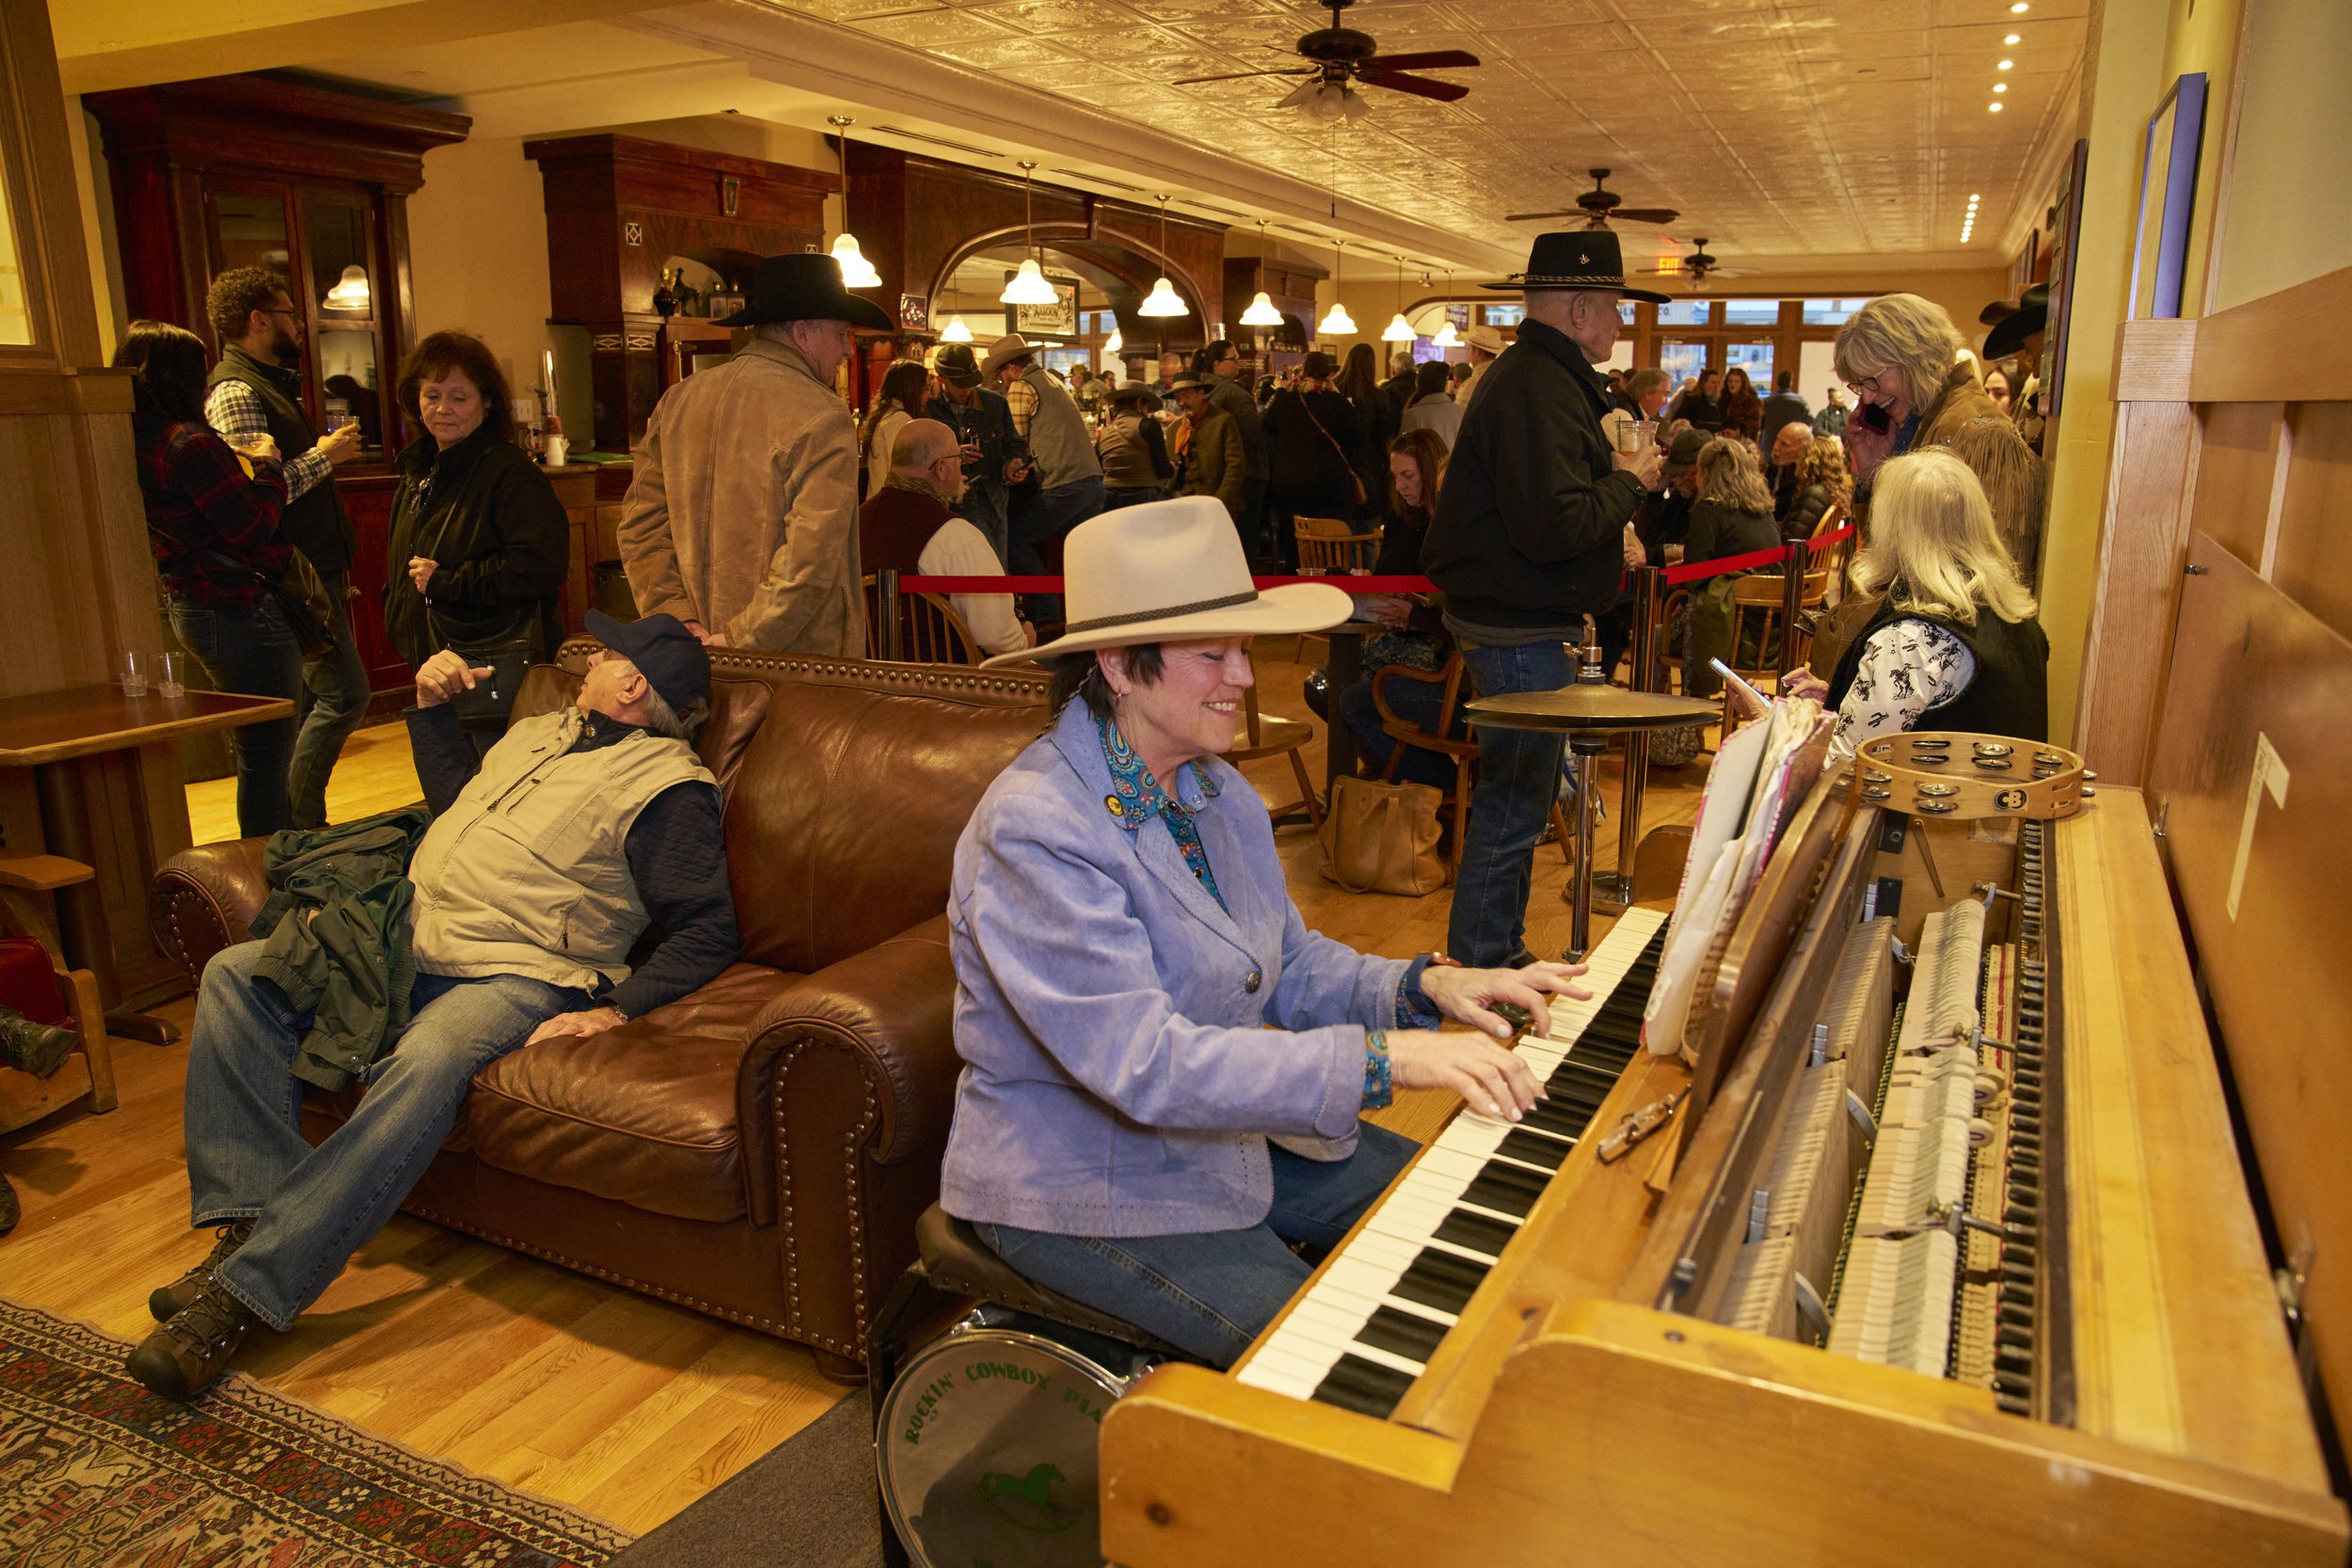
{"left": 1318, "top": 773, "right": 1448, "bottom": 896}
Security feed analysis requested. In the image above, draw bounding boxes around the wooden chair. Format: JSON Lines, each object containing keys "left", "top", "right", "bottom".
{"left": 0, "top": 851, "right": 119, "bottom": 1132}
{"left": 863, "top": 575, "right": 984, "bottom": 665}
{"left": 1290, "top": 515, "right": 1381, "bottom": 659}
{"left": 1368, "top": 655, "right": 1575, "bottom": 880}
{"left": 1716, "top": 562, "right": 1833, "bottom": 740}
{"left": 1227, "top": 657, "right": 1324, "bottom": 832}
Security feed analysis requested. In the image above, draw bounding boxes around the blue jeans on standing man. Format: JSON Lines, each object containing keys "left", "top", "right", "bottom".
{"left": 287, "top": 569, "right": 371, "bottom": 831}
{"left": 168, "top": 593, "right": 305, "bottom": 839}
{"left": 183, "top": 941, "right": 584, "bottom": 1330}
{"left": 976, "top": 1123, "right": 1417, "bottom": 1367}
{"left": 1446, "top": 638, "right": 1575, "bottom": 968}
{"left": 1009, "top": 474, "right": 1107, "bottom": 620}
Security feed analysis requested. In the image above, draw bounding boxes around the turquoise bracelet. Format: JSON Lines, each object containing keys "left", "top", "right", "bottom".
{"left": 1362, "top": 1030, "right": 1394, "bottom": 1110}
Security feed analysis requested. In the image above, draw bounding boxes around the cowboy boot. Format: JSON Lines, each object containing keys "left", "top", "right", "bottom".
{"left": 0, "top": 1005, "right": 77, "bottom": 1081}
{"left": 150, "top": 1219, "right": 256, "bottom": 1323}
{"left": 126, "top": 1280, "right": 261, "bottom": 1401}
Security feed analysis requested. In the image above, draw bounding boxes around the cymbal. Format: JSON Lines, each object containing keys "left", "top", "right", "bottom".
{"left": 1465, "top": 686, "right": 1722, "bottom": 731}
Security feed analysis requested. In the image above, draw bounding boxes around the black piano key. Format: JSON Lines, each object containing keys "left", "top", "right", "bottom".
{"left": 1497, "top": 1127, "right": 1568, "bottom": 1171}
{"left": 1434, "top": 1208, "right": 1518, "bottom": 1258}
{"left": 1462, "top": 1159, "right": 1549, "bottom": 1218}
{"left": 1311, "top": 1354, "right": 1415, "bottom": 1419}
{"left": 1357, "top": 1306, "right": 1448, "bottom": 1366}
{"left": 1392, "top": 1247, "right": 1491, "bottom": 1316}
{"left": 1523, "top": 1096, "right": 1598, "bottom": 1141}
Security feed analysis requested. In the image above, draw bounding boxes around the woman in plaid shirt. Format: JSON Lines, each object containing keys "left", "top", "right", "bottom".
{"left": 116, "top": 321, "right": 300, "bottom": 837}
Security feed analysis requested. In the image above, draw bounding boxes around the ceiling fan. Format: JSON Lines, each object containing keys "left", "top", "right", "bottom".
{"left": 1678, "top": 238, "right": 1757, "bottom": 290}
{"left": 1169, "top": 0, "right": 1481, "bottom": 120}
{"left": 1506, "top": 168, "right": 1677, "bottom": 229}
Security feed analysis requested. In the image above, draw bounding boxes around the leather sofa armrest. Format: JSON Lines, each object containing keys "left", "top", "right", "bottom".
{"left": 741, "top": 912, "right": 959, "bottom": 1175}
{"left": 150, "top": 839, "right": 271, "bottom": 980}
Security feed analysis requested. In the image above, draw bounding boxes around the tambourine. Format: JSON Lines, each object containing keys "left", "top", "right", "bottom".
{"left": 1848, "top": 732, "right": 2094, "bottom": 821}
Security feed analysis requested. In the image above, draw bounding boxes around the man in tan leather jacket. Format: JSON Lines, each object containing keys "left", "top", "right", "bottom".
{"left": 619, "top": 254, "right": 893, "bottom": 654}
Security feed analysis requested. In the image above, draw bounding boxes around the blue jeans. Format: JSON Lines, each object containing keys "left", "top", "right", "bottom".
{"left": 1103, "top": 484, "right": 1168, "bottom": 512}
{"left": 1009, "top": 475, "right": 1107, "bottom": 620}
{"left": 287, "top": 570, "right": 371, "bottom": 832}
{"left": 183, "top": 941, "right": 583, "bottom": 1329}
{"left": 168, "top": 594, "right": 305, "bottom": 838}
{"left": 977, "top": 1124, "right": 1417, "bottom": 1368}
{"left": 957, "top": 483, "right": 1010, "bottom": 569}
{"left": 1447, "top": 639, "right": 1575, "bottom": 967}
{"left": 1338, "top": 673, "right": 1460, "bottom": 791}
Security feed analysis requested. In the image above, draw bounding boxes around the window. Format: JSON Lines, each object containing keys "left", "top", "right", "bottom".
{"left": 1659, "top": 340, "right": 1709, "bottom": 390}
{"left": 1618, "top": 301, "right": 1637, "bottom": 325}
{"left": 1656, "top": 300, "right": 1710, "bottom": 326}
{"left": 1723, "top": 299, "right": 1779, "bottom": 326}
{"left": 1481, "top": 303, "right": 1525, "bottom": 326}
{"left": 1725, "top": 341, "right": 1775, "bottom": 391}
{"left": 1803, "top": 296, "right": 1874, "bottom": 325}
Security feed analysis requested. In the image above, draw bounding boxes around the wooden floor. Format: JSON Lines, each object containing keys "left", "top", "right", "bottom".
{"left": 4, "top": 641, "right": 1716, "bottom": 1535}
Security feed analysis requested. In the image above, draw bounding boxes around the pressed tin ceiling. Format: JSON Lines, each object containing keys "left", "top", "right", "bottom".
{"left": 752, "top": 0, "right": 2088, "bottom": 272}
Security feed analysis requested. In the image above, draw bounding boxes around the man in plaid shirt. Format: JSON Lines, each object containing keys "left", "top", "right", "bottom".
{"left": 203, "top": 268, "right": 368, "bottom": 830}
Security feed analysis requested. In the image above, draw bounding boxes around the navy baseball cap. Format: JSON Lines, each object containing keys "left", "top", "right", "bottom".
{"left": 585, "top": 610, "right": 711, "bottom": 712}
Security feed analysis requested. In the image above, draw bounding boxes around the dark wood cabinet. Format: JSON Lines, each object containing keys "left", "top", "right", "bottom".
{"left": 85, "top": 72, "right": 469, "bottom": 699}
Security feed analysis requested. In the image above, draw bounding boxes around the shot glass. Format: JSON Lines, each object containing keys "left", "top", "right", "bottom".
{"left": 119, "top": 649, "right": 150, "bottom": 697}
{"left": 158, "top": 651, "right": 186, "bottom": 698}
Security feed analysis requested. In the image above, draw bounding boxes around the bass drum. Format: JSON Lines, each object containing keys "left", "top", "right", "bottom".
{"left": 877, "top": 1307, "right": 1163, "bottom": 1568}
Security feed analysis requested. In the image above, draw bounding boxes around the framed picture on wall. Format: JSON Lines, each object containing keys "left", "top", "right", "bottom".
{"left": 2043, "top": 138, "right": 2090, "bottom": 419}
{"left": 2129, "top": 72, "right": 2208, "bottom": 321}
{"left": 2010, "top": 229, "right": 2040, "bottom": 297}
{"left": 1007, "top": 274, "right": 1080, "bottom": 339}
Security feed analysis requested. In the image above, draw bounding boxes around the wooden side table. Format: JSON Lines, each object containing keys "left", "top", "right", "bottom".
{"left": 0, "top": 685, "right": 295, "bottom": 1043}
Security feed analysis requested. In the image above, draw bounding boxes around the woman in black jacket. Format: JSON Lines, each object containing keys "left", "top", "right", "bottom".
{"left": 1259, "top": 351, "right": 1364, "bottom": 569}
{"left": 384, "top": 332, "right": 567, "bottom": 734}
{"left": 1682, "top": 436, "right": 1783, "bottom": 696}
{"left": 1335, "top": 342, "right": 1397, "bottom": 521}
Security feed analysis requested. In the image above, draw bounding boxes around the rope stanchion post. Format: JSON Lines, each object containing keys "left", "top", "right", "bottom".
{"left": 879, "top": 567, "right": 904, "bottom": 661}
{"left": 1778, "top": 539, "right": 1806, "bottom": 678}
{"left": 1600, "top": 562, "right": 1660, "bottom": 913}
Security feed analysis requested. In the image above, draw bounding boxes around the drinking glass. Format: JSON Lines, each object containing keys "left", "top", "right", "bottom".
{"left": 1634, "top": 419, "right": 1659, "bottom": 450}
{"left": 119, "top": 649, "right": 150, "bottom": 697}
{"left": 158, "top": 651, "right": 186, "bottom": 698}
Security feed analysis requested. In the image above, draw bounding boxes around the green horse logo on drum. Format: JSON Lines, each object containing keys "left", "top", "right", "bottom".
{"left": 973, "top": 1461, "right": 1079, "bottom": 1533}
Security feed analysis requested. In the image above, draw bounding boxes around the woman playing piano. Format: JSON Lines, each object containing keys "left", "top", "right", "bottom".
{"left": 939, "top": 498, "right": 1584, "bottom": 1368}
{"left": 1783, "top": 449, "right": 2047, "bottom": 751}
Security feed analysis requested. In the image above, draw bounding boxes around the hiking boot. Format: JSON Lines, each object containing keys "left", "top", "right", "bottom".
{"left": 126, "top": 1281, "right": 260, "bottom": 1401}
{"left": 0, "top": 1006, "right": 76, "bottom": 1081}
{"left": 150, "top": 1219, "right": 255, "bottom": 1323}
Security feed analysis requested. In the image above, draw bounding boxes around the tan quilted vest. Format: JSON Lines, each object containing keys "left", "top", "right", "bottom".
{"left": 409, "top": 707, "right": 715, "bottom": 993}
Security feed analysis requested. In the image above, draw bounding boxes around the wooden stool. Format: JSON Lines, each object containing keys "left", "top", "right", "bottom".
{"left": 0, "top": 851, "right": 119, "bottom": 1124}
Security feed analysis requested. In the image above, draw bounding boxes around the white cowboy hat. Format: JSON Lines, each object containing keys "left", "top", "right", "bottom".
{"left": 1466, "top": 324, "right": 1507, "bottom": 356}
{"left": 980, "top": 333, "right": 1038, "bottom": 379}
{"left": 984, "top": 497, "right": 1353, "bottom": 668}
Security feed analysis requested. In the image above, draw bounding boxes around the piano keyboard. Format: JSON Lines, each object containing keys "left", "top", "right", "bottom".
{"left": 1237, "top": 908, "right": 1669, "bottom": 1418}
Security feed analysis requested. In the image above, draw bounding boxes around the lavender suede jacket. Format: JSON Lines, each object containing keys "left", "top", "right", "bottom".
{"left": 938, "top": 698, "right": 1433, "bottom": 1237}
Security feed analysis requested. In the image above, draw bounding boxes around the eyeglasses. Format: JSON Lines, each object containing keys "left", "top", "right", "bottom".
{"left": 1844, "top": 370, "right": 1887, "bottom": 398}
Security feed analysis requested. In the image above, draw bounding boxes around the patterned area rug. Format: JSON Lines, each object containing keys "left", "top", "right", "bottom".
{"left": 0, "top": 1296, "right": 631, "bottom": 1567}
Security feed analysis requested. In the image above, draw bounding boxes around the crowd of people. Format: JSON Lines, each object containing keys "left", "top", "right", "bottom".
{"left": 110, "top": 224, "right": 2052, "bottom": 1391}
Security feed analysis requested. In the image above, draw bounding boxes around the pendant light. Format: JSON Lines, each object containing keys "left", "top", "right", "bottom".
{"left": 1104, "top": 325, "right": 1123, "bottom": 355}
{"left": 1380, "top": 253, "right": 1414, "bottom": 342}
{"left": 1240, "top": 219, "right": 1282, "bottom": 326}
{"left": 1431, "top": 268, "right": 1462, "bottom": 348}
{"left": 322, "top": 264, "right": 370, "bottom": 312}
{"left": 825, "top": 117, "right": 882, "bottom": 289}
{"left": 1318, "top": 241, "right": 1355, "bottom": 338}
{"left": 1136, "top": 195, "right": 1189, "bottom": 317}
{"left": 940, "top": 314, "right": 973, "bottom": 343}
{"left": 1001, "top": 162, "right": 1061, "bottom": 307}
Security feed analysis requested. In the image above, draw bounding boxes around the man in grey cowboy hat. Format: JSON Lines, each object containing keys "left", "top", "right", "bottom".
{"left": 986, "top": 333, "right": 1105, "bottom": 613}
{"left": 1422, "top": 229, "right": 1671, "bottom": 968}
{"left": 925, "top": 341, "right": 1028, "bottom": 567}
{"left": 618, "top": 252, "right": 892, "bottom": 655}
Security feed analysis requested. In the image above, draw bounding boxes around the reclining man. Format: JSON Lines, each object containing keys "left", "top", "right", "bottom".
{"left": 128, "top": 610, "right": 739, "bottom": 1399}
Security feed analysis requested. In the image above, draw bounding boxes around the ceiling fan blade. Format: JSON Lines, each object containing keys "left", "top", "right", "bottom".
{"left": 1359, "top": 49, "right": 1481, "bottom": 71}
{"left": 1611, "top": 207, "right": 1680, "bottom": 225}
{"left": 1356, "top": 68, "right": 1470, "bottom": 102}
{"left": 1171, "top": 66, "right": 1311, "bottom": 85}
{"left": 1503, "top": 210, "right": 1581, "bottom": 222}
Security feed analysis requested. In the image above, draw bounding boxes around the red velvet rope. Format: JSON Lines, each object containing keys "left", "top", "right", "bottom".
{"left": 898, "top": 526, "right": 1853, "bottom": 597}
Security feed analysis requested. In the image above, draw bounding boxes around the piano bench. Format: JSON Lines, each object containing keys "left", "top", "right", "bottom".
{"left": 907, "top": 1204, "right": 1189, "bottom": 1356}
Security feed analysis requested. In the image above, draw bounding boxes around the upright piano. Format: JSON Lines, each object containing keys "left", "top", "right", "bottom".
{"left": 1100, "top": 762, "right": 2349, "bottom": 1567}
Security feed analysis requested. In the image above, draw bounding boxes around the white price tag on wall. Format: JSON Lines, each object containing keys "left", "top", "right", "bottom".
{"left": 2225, "top": 732, "right": 2289, "bottom": 922}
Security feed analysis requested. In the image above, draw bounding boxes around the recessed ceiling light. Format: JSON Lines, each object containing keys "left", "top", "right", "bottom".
{"left": 2004, "top": 33, "right": 2022, "bottom": 44}
{"left": 1994, "top": 83, "right": 2009, "bottom": 93}
{"left": 2010, "top": 2, "right": 2028, "bottom": 10}
{"left": 1998, "top": 59, "right": 2014, "bottom": 70}
{"left": 1989, "top": 102, "right": 2005, "bottom": 111}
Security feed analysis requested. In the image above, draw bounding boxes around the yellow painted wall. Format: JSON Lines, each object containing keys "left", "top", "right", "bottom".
{"left": 2204, "top": 0, "right": 2352, "bottom": 311}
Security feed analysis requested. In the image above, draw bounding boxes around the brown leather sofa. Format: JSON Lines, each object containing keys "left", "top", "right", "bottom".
{"left": 150, "top": 644, "right": 1050, "bottom": 1380}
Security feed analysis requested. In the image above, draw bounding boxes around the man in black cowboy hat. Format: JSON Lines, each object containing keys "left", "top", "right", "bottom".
{"left": 1422, "top": 230, "right": 1670, "bottom": 968}
{"left": 618, "top": 253, "right": 892, "bottom": 655}
{"left": 1980, "top": 281, "right": 2049, "bottom": 454}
